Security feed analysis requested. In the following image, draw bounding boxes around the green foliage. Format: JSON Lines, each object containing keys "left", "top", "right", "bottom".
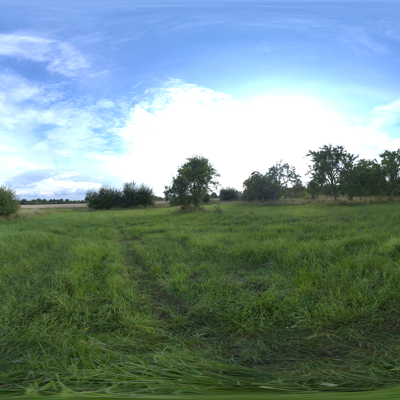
{"left": 242, "top": 162, "right": 299, "bottom": 202}
{"left": 85, "top": 186, "right": 122, "bottom": 209}
{"left": 220, "top": 187, "right": 240, "bottom": 201}
{"left": 379, "top": 149, "right": 400, "bottom": 198}
{"left": 0, "top": 185, "right": 20, "bottom": 216}
{"left": 164, "top": 155, "right": 220, "bottom": 209}
{"left": 242, "top": 171, "right": 272, "bottom": 201}
{"left": 121, "top": 181, "right": 154, "bottom": 208}
{"left": 121, "top": 181, "right": 137, "bottom": 207}
{"left": 266, "top": 160, "right": 300, "bottom": 202}
{"left": 290, "top": 181, "right": 306, "bottom": 197}
{"left": 86, "top": 182, "right": 155, "bottom": 209}
{"left": 306, "top": 178, "right": 320, "bottom": 199}
{"left": 203, "top": 192, "right": 211, "bottom": 203}
{"left": 135, "top": 183, "right": 155, "bottom": 207}
{"left": 341, "top": 159, "right": 386, "bottom": 200}
{"left": 307, "top": 144, "right": 358, "bottom": 200}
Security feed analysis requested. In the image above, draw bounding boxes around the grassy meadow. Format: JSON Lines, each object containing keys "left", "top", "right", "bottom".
{"left": 1, "top": 202, "right": 400, "bottom": 398}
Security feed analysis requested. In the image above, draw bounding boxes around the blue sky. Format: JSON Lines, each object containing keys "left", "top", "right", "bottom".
{"left": 2, "top": 0, "right": 400, "bottom": 199}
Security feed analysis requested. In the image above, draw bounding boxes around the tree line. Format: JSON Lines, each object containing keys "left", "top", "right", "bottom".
{"left": 165, "top": 145, "right": 400, "bottom": 207}
{"left": 1, "top": 144, "right": 400, "bottom": 215}
{"left": 306, "top": 145, "right": 400, "bottom": 201}
{"left": 19, "top": 198, "right": 87, "bottom": 205}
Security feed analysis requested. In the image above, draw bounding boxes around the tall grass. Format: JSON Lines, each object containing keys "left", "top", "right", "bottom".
{"left": 1, "top": 204, "right": 400, "bottom": 396}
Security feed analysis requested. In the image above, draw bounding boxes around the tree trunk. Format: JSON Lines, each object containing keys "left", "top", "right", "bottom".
{"left": 391, "top": 188, "right": 394, "bottom": 199}
{"left": 334, "top": 191, "right": 337, "bottom": 201}
{"left": 273, "top": 192, "right": 277, "bottom": 203}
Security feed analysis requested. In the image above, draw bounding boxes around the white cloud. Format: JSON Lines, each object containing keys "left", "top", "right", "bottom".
{"left": 16, "top": 176, "right": 101, "bottom": 199}
{"left": 82, "top": 79, "right": 397, "bottom": 195}
{"left": 0, "top": 33, "right": 89, "bottom": 76}
{"left": 3, "top": 78, "right": 400, "bottom": 197}
{"left": 0, "top": 70, "right": 123, "bottom": 190}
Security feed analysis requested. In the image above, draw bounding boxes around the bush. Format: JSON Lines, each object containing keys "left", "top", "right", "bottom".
{"left": 0, "top": 185, "right": 20, "bottom": 216}
{"left": 86, "top": 182, "right": 155, "bottom": 210}
{"left": 203, "top": 192, "right": 211, "bottom": 203}
{"left": 219, "top": 187, "right": 240, "bottom": 201}
{"left": 135, "top": 184, "right": 155, "bottom": 207}
{"left": 121, "top": 182, "right": 137, "bottom": 208}
{"left": 85, "top": 187, "right": 122, "bottom": 210}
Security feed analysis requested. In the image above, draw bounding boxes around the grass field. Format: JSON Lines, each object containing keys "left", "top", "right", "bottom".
{"left": 1, "top": 202, "right": 400, "bottom": 398}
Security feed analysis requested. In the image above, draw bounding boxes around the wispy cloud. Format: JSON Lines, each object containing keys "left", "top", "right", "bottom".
{"left": 338, "top": 27, "right": 389, "bottom": 56}
{"left": 0, "top": 33, "right": 89, "bottom": 76}
{"left": 373, "top": 100, "right": 400, "bottom": 127}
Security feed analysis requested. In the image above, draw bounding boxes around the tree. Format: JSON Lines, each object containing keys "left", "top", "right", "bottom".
{"left": 306, "top": 178, "right": 320, "bottom": 199}
{"left": 85, "top": 187, "right": 122, "bottom": 209}
{"left": 306, "top": 144, "right": 358, "bottom": 201}
{"left": 0, "top": 185, "right": 20, "bottom": 216}
{"left": 291, "top": 181, "right": 306, "bottom": 198}
{"left": 340, "top": 159, "right": 385, "bottom": 200}
{"left": 164, "top": 155, "right": 220, "bottom": 209}
{"left": 135, "top": 184, "right": 155, "bottom": 207}
{"left": 379, "top": 149, "right": 400, "bottom": 199}
{"left": 219, "top": 187, "right": 240, "bottom": 201}
{"left": 242, "top": 171, "right": 273, "bottom": 201}
{"left": 121, "top": 181, "right": 137, "bottom": 208}
{"left": 266, "top": 160, "right": 300, "bottom": 203}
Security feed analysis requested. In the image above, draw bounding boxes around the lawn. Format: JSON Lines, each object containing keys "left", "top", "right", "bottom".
{"left": 1, "top": 202, "right": 400, "bottom": 398}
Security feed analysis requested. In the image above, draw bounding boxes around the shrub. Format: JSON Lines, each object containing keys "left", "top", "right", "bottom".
{"left": 121, "top": 182, "right": 138, "bottom": 208}
{"left": 135, "top": 184, "right": 155, "bottom": 207}
{"left": 0, "top": 185, "right": 20, "bottom": 216}
{"left": 203, "top": 192, "right": 211, "bottom": 203}
{"left": 85, "top": 187, "right": 122, "bottom": 210}
{"left": 219, "top": 187, "right": 240, "bottom": 201}
{"left": 86, "top": 182, "right": 155, "bottom": 210}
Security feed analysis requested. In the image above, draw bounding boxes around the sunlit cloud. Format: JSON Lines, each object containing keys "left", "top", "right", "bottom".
{"left": 2, "top": 75, "right": 400, "bottom": 199}
{"left": 80, "top": 80, "right": 399, "bottom": 196}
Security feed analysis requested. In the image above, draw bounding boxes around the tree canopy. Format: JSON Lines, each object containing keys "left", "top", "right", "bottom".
{"left": 0, "top": 185, "right": 20, "bottom": 216}
{"left": 380, "top": 149, "right": 400, "bottom": 199}
{"left": 164, "top": 156, "right": 220, "bottom": 209}
{"left": 306, "top": 144, "right": 358, "bottom": 200}
{"left": 242, "top": 161, "right": 299, "bottom": 202}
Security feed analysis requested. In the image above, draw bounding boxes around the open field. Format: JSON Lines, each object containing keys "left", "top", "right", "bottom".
{"left": 19, "top": 201, "right": 169, "bottom": 209}
{"left": 20, "top": 204, "right": 89, "bottom": 209}
{"left": 1, "top": 202, "right": 400, "bottom": 397}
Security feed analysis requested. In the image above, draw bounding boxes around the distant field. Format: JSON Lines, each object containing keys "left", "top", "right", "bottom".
{"left": 20, "top": 204, "right": 89, "bottom": 209}
{"left": 1, "top": 202, "right": 400, "bottom": 397}
{"left": 20, "top": 201, "right": 169, "bottom": 209}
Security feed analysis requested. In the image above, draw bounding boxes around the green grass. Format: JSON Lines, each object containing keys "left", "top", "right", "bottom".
{"left": 1, "top": 203, "right": 400, "bottom": 397}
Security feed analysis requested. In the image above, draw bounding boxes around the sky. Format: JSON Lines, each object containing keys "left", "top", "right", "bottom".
{"left": 2, "top": 0, "right": 400, "bottom": 199}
